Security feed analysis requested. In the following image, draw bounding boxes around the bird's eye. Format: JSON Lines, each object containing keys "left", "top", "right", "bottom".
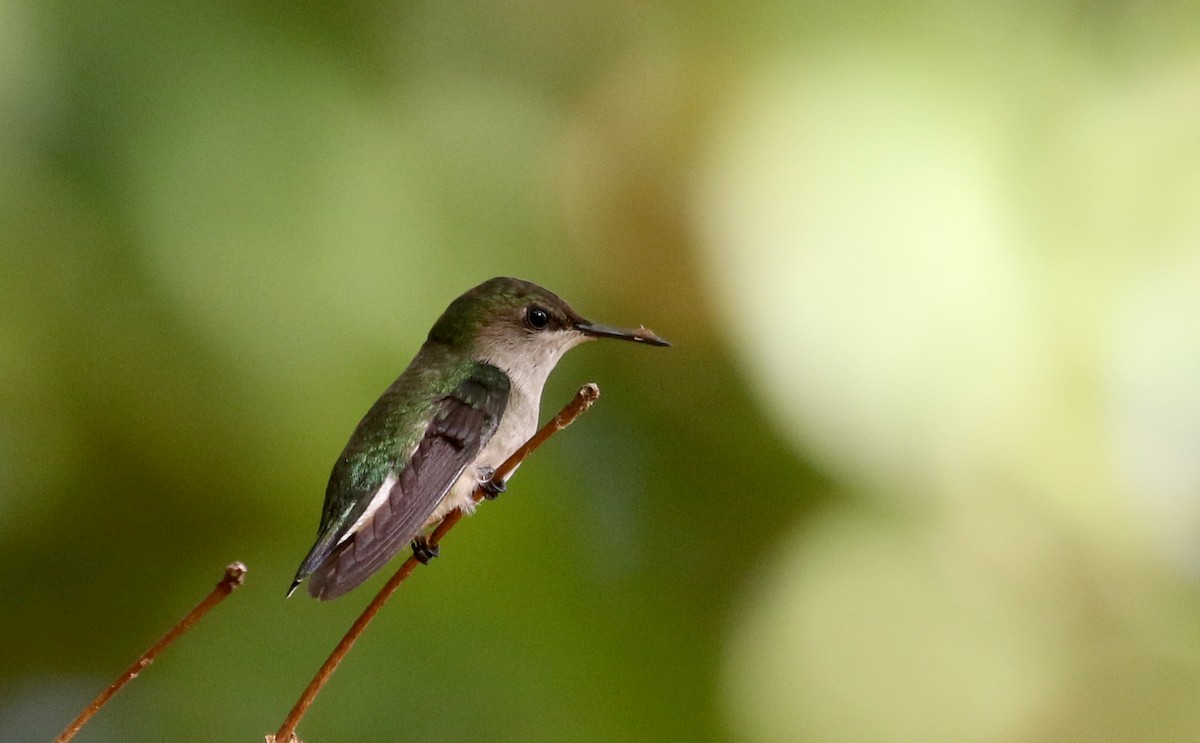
{"left": 525, "top": 306, "right": 550, "bottom": 330}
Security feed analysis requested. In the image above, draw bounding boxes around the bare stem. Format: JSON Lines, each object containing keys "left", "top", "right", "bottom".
{"left": 54, "top": 562, "right": 247, "bottom": 743}
{"left": 270, "top": 383, "right": 601, "bottom": 743}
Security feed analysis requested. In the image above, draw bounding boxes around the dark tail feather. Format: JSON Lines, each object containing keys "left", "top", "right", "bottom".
{"left": 287, "top": 527, "right": 345, "bottom": 598}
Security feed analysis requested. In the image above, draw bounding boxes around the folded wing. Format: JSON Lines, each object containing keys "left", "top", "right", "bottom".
{"left": 306, "top": 366, "right": 509, "bottom": 600}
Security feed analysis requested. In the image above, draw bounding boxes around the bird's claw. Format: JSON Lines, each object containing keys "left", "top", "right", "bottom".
{"left": 479, "top": 467, "right": 507, "bottom": 500}
{"left": 411, "top": 536, "right": 439, "bottom": 565}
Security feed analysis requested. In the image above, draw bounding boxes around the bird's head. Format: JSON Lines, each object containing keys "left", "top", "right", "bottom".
{"left": 428, "top": 277, "right": 669, "bottom": 388}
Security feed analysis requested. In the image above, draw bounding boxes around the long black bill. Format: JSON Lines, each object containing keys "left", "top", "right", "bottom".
{"left": 575, "top": 320, "right": 671, "bottom": 347}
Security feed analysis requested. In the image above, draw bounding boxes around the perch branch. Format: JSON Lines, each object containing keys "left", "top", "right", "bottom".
{"left": 54, "top": 562, "right": 247, "bottom": 743}
{"left": 269, "top": 383, "right": 601, "bottom": 743}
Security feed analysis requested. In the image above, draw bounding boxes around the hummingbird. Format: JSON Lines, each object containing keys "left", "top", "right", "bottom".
{"left": 289, "top": 277, "right": 669, "bottom": 600}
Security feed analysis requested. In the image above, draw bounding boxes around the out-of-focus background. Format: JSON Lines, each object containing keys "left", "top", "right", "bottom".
{"left": 3, "top": 2, "right": 1200, "bottom": 741}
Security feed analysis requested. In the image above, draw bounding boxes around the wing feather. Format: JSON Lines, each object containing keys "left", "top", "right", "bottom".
{"left": 304, "top": 365, "right": 509, "bottom": 600}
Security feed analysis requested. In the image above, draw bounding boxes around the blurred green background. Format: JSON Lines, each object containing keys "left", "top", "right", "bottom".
{"left": 3, "top": 1, "right": 1200, "bottom": 741}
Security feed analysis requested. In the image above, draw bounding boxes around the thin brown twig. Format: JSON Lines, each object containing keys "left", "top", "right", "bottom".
{"left": 269, "top": 383, "right": 601, "bottom": 743}
{"left": 54, "top": 562, "right": 247, "bottom": 743}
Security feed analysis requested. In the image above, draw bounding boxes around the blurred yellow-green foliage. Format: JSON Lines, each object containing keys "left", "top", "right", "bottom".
{"left": 3, "top": 1, "right": 1200, "bottom": 741}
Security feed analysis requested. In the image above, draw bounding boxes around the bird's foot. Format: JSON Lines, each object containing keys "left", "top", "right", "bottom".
{"left": 479, "top": 466, "right": 507, "bottom": 500}
{"left": 411, "top": 536, "right": 439, "bottom": 565}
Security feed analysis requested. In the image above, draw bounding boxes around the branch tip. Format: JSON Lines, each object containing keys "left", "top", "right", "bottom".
{"left": 54, "top": 561, "right": 248, "bottom": 743}
{"left": 222, "top": 562, "right": 247, "bottom": 589}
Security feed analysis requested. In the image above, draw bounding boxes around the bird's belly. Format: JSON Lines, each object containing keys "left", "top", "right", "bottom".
{"left": 424, "top": 398, "right": 537, "bottom": 527}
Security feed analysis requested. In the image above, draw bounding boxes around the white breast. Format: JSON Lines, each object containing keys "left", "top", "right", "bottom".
{"left": 425, "top": 328, "right": 588, "bottom": 525}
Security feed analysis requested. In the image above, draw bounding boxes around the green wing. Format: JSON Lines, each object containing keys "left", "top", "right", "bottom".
{"left": 290, "top": 361, "right": 509, "bottom": 599}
